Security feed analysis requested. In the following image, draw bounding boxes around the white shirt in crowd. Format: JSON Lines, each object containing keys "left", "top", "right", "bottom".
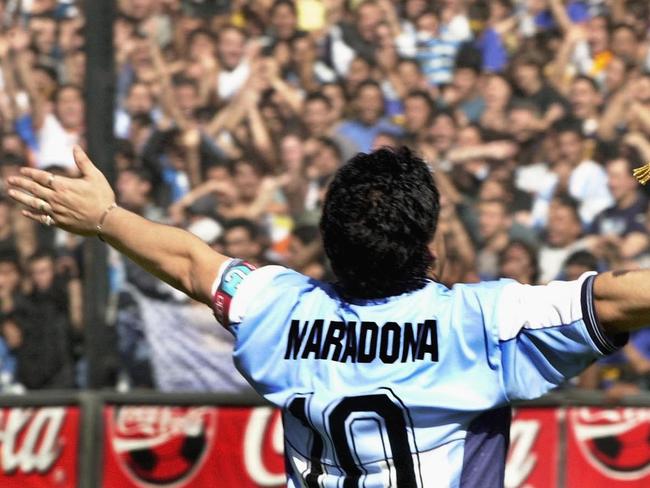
{"left": 539, "top": 238, "right": 591, "bottom": 284}
{"left": 37, "top": 113, "right": 79, "bottom": 170}
{"left": 217, "top": 62, "right": 251, "bottom": 100}
{"left": 528, "top": 159, "right": 613, "bottom": 228}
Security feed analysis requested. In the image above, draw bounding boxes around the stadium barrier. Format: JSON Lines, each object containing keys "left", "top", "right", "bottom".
{"left": 0, "top": 391, "right": 648, "bottom": 487}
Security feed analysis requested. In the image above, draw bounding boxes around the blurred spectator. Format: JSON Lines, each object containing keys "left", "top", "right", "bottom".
{"left": 303, "top": 92, "right": 357, "bottom": 160}
{"left": 539, "top": 195, "right": 590, "bottom": 283}
{"left": 336, "top": 79, "right": 402, "bottom": 153}
{"left": 221, "top": 218, "right": 265, "bottom": 266}
{"left": 510, "top": 52, "right": 568, "bottom": 127}
{"left": 24, "top": 249, "right": 78, "bottom": 381}
{"left": 116, "top": 166, "right": 165, "bottom": 221}
{"left": 402, "top": 90, "right": 435, "bottom": 146}
{"left": 287, "top": 224, "right": 326, "bottom": 280}
{"left": 114, "top": 82, "right": 158, "bottom": 139}
{"left": 411, "top": 8, "right": 461, "bottom": 86}
{"left": 547, "top": 118, "right": 613, "bottom": 225}
{"left": 476, "top": 199, "right": 512, "bottom": 280}
{"left": 0, "top": 198, "right": 19, "bottom": 254}
{"left": 568, "top": 75, "right": 602, "bottom": 136}
{"left": 498, "top": 240, "right": 540, "bottom": 285}
{"left": 588, "top": 154, "right": 649, "bottom": 261}
{"left": 562, "top": 249, "right": 600, "bottom": 281}
{"left": 580, "top": 327, "right": 650, "bottom": 400}
{"left": 216, "top": 25, "right": 249, "bottom": 100}
{"left": 0, "top": 262, "right": 75, "bottom": 389}
{"left": 0, "top": 252, "right": 23, "bottom": 315}
{"left": 447, "top": 56, "right": 485, "bottom": 123}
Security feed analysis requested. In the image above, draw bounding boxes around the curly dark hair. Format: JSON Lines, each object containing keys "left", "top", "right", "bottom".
{"left": 320, "top": 147, "right": 440, "bottom": 299}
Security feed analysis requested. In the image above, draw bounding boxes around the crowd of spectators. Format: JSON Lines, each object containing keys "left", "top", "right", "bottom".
{"left": 0, "top": 0, "right": 649, "bottom": 396}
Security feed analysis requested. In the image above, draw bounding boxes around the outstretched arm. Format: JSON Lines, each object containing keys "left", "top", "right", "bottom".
{"left": 7, "top": 146, "right": 230, "bottom": 307}
{"left": 594, "top": 270, "right": 650, "bottom": 334}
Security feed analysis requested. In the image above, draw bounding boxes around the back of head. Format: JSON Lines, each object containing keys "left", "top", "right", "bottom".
{"left": 564, "top": 250, "right": 598, "bottom": 271}
{"left": 320, "top": 147, "right": 440, "bottom": 299}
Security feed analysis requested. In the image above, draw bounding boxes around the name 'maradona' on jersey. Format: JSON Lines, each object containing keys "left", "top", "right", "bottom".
{"left": 284, "top": 319, "right": 439, "bottom": 364}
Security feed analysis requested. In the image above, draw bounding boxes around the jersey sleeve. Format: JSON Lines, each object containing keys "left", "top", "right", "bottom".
{"left": 211, "top": 262, "right": 312, "bottom": 398}
{"left": 211, "top": 259, "right": 287, "bottom": 330}
{"left": 489, "top": 272, "right": 628, "bottom": 401}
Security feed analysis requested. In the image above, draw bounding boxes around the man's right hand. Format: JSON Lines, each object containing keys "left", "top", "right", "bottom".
{"left": 8, "top": 146, "right": 116, "bottom": 237}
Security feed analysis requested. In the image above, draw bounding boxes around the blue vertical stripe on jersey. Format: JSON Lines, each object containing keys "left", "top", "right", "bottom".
{"left": 459, "top": 407, "right": 511, "bottom": 488}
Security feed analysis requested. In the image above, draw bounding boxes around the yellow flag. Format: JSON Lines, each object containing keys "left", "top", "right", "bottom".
{"left": 298, "top": 0, "right": 326, "bottom": 31}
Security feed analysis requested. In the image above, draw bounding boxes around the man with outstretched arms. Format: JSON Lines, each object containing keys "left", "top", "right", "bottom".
{"left": 8, "top": 146, "right": 647, "bottom": 487}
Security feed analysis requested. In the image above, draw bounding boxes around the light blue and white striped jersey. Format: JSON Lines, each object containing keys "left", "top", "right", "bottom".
{"left": 414, "top": 35, "right": 460, "bottom": 86}
{"left": 212, "top": 260, "right": 625, "bottom": 488}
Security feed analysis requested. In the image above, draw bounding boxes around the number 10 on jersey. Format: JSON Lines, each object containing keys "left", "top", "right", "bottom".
{"left": 284, "top": 388, "right": 423, "bottom": 487}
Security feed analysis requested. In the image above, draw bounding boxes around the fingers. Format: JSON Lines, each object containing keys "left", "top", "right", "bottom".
{"left": 73, "top": 145, "right": 96, "bottom": 176}
{"left": 21, "top": 209, "right": 46, "bottom": 224}
{"left": 8, "top": 175, "right": 55, "bottom": 201}
{"left": 21, "top": 210, "right": 57, "bottom": 227}
{"left": 17, "top": 167, "right": 70, "bottom": 190}
{"left": 8, "top": 188, "right": 53, "bottom": 213}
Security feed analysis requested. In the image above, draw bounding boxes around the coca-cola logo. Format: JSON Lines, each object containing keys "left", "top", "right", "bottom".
{"left": 243, "top": 407, "right": 285, "bottom": 486}
{"left": 571, "top": 407, "right": 650, "bottom": 480}
{"left": 109, "top": 406, "right": 216, "bottom": 487}
{"left": 0, "top": 407, "right": 65, "bottom": 475}
{"left": 505, "top": 418, "right": 541, "bottom": 488}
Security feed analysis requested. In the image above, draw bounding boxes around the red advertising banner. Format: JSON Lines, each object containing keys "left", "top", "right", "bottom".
{"left": 0, "top": 406, "right": 79, "bottom": 488}
{"left": 566, "top": 407, "right": 650, "bottom": 487}
{"left": 102, "top": 405, "right": 286, "bottom": 488}
{"left": 505, "top": 408, "right": 560, "bottom": 488}
{"left": 102, "top": 405, "right": 650, "bottom": 488}
{"left": 0, "top": 403, "right": 633, "bottom": 487}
